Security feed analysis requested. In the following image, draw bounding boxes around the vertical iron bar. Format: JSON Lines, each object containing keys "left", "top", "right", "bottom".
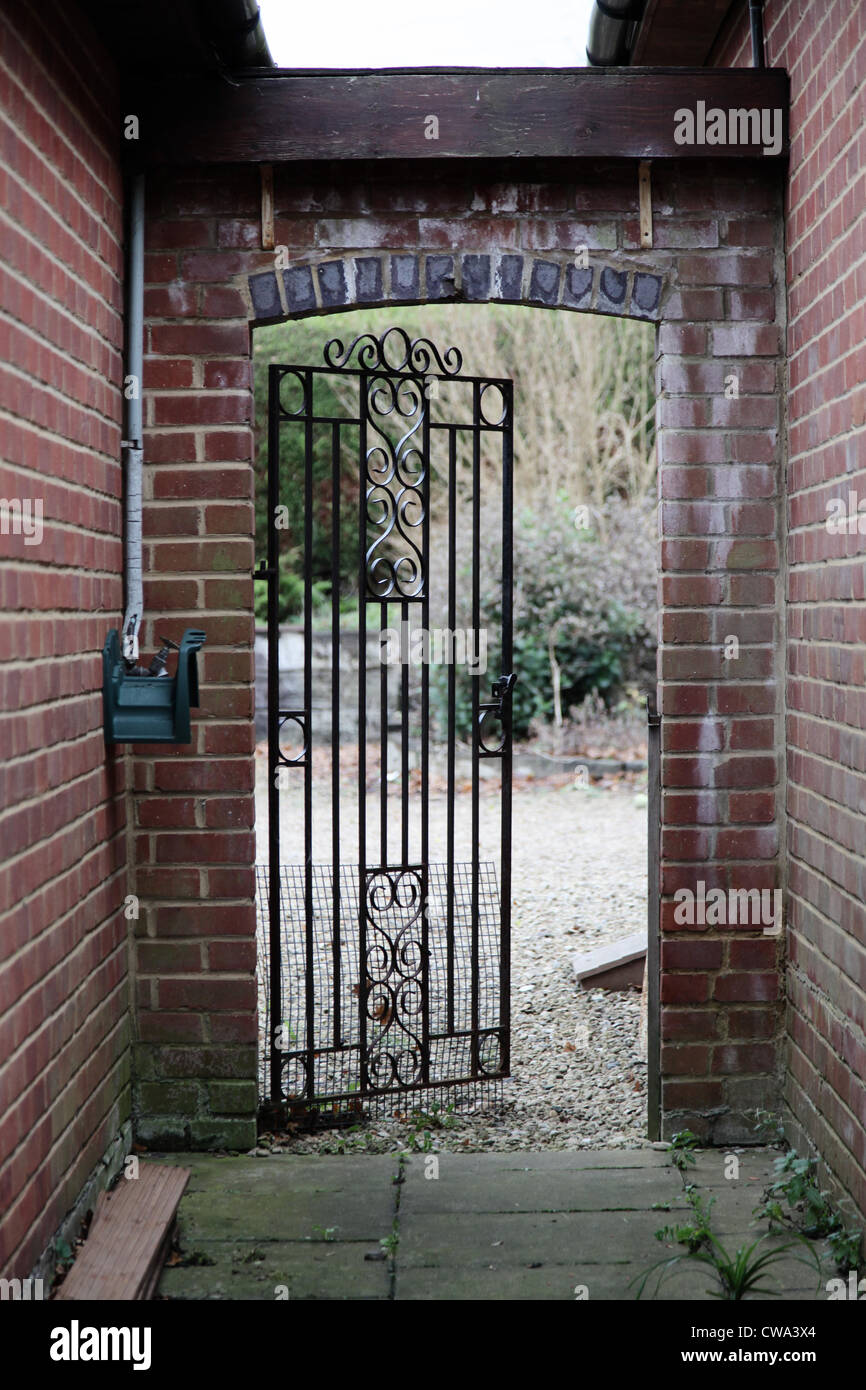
{"left": 420, "top": 378, "right": 431, "bottom": 1084}
{"left": 380, "top": 598, "right": 388, "bottom": 867}
{"left": 267, "top": 364, "right": 282, "bottom": 1104}
{"left": 331, "top": 420, "right": 341, "bottom": 1049}
{"left": 470, "top": 381, "right": 481, "bottom": 1076}
{"left": 358, "top": 372, "right": 369, "bottom": 1093}
{"left": 401, "top": 597, "right": 409, "bottom": 866}
{"left": 446, "top": 426, "right": 456, "bottom": 1035}
{"left": 499, "top": 382, "right": 514, "bottom": 1078}
{"left": 303, "top": 373, "right": 315, "bottom": 1103}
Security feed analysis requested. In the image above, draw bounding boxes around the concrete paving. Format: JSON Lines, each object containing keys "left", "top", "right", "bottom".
{"left": 155, "top": 1148, "right": 827, "bottom": 1301}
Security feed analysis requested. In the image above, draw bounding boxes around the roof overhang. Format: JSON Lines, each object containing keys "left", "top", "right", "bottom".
{"left": 134, "top": 66, "right": 789, "bottom": 166}
{"left": 586, "top": 0, "right": 742, "bottom": 68}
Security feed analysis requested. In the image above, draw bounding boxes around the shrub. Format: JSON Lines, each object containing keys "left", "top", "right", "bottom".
{"left": 432, "top": 493, "right": 657, "bottom": 740}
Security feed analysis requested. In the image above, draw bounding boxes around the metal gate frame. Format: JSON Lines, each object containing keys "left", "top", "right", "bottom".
{"left": 646, "top": 690, "right": 661, "bottom": 1140}
{"left": 260, "top": 327, "right": 515, "bottom": 1117}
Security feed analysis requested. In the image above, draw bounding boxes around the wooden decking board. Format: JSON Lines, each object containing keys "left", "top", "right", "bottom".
{"left": 55, "top": 1163, "right": 190, "bottom": 1301}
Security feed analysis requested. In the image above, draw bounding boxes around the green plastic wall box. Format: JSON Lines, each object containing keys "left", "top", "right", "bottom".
{"left": 102, "top": 628, "right": 206, "bottom": 744}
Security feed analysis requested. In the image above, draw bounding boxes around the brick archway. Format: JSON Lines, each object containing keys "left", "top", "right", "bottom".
{"left": 135, "top": 161, "right": 784, "bottom": 1151}
{"left": 240, "top": 248, "right": 668, "bottom": 326}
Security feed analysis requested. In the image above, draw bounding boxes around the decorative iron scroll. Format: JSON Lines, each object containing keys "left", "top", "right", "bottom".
{"left": 276, "top": 710, "right": 307, "bottom": 766}
{"left": 365, "top": 371, "right": 426, "bottom": 599}
{"left": 477, "top": 1030, "right": 504, "bottom": 1077}
{"left": 363, "top": 867, "right": 427, "bottom": 1089}
{"left": 324, "top": 326, "right": 463, "bottom": 376}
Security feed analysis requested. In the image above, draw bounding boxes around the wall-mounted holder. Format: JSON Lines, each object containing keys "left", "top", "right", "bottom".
{"left": 102, "top": 628, "right": 206, "bottom": 744}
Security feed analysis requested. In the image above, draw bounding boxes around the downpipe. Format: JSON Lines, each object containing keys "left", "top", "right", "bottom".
{"left": 121, "top": 172, "right": 145, "bottom": 664}
{"left": 749, "top": 0, "right": 766, "bottom": 68}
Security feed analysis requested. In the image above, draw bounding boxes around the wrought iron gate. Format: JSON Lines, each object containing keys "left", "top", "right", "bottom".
{"left": 258, "top": 327, "right": 515, "bottom": 1118}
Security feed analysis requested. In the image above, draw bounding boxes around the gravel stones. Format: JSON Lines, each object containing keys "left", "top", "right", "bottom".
{"left": 255, "top": 759, "right": 650, "bottom": 1155}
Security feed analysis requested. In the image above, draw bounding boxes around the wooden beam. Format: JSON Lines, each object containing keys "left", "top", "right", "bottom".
{"left": 137, "top": 67, "right": 789, "bottom": 165}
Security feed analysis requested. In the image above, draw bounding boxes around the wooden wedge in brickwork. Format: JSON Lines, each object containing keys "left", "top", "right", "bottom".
{"left": 55, "top": 1163, "right": 190, "bottom": 1301}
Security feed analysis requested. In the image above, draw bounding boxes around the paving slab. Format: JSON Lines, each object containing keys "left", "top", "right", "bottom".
{"left": 160, "top": 1243, "right": 390, "bottom": 1301}
{"left": 152, "top": 1147, "right": 826, "bottom": 1301}
{"left": 407, "top": 1149, "right": 670, "bottom": 1172}
{"left": 166, "top": 1154, "right": 399, "bottom": 1245}
{"left": 396, "top": 1207, "right": 670, "bottom": 1266}
{"left": 400, "top": 1161, "right": 683, "bottom": 1214}
{"left": 394, "top": 1259, "right": 824, "bottom": 1302}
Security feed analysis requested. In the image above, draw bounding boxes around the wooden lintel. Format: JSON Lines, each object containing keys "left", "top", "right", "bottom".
{"left": 137, "top": 67, "right": 790, "bottom": 165}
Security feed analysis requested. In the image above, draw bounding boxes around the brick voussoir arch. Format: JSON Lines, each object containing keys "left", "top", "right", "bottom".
{"left": 239, "top": 249, "right": 670, "bottom": 326}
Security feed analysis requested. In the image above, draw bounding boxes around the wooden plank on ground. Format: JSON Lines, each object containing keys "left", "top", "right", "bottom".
{"left": 572, "top": 930, "right": 646, "bottom": 990}
{"left": 55, "top": 1163, "right": 190, "bottom": 1302}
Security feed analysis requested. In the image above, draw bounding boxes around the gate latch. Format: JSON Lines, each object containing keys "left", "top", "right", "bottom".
{"left": 102, "top": 627, "right": 206, "bottom": 745}
{"left": 491, "top": 672, "right": 517, "bottom": 706}
{"left": 478, "top": 673, "right": 517, "bottom": 758}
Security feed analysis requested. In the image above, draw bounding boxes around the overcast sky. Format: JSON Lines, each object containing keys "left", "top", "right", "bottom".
{"left": 258, "top": 0, "right": 597, "bottom": 68}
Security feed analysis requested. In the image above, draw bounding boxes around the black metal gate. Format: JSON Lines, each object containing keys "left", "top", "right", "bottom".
{"left": 258, "top": 327, "right": 515, "bottom": 1118}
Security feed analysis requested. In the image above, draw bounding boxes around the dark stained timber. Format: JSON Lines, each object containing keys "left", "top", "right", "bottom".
{"left": 139, "top": 68, "right": 789, "bottom": 165}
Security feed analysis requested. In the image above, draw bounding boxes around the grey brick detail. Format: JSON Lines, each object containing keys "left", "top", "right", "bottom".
{"left": 247, "top": 270, "right": 282, "bottom": 322}
{"left": 390, "top": 253, "right": 420, "bottom": 298}
{"left": 317, "top": 260, "right": 349, "bottom": 308}
{"left": 462, "top": 254, "right": 491, "bottom": 301}
{"left": 426, "top": 255, "right": 457, "bottom": 299}
{"left": 529, "top": 260, "right": 561, "bottom": 305}
{"left": 495, "top": 254, "right": 524, "bottom": 301}
{"left": 562, "top": 265, "right": 593, "bottom": 309}
{"left": 355, "top": 256, "right": 383, "bottom": 303}
{"left": 282, "top": 265, "right": 317, "bottom": 313}
{"left": 597, "top": 265, "right": 628, "bottom": 313}
{"left": 631, "top": 271, "right": 664, "bottom": 319}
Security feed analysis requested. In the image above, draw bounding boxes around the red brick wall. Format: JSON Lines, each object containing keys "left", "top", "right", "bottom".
{"left": 718, "top": 0, "right": 866, "bottom": 1220}
{"left": 133, "top": 168, "right": 259, "bottom": 1149}
{"left": 0, "top": 1, "right": 128, "bottom": 1276}
{"left": 138, "top": 159, "right": 786, "bottom": 1149}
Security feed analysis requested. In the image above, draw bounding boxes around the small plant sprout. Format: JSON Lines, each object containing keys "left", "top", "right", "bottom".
{"left": 666, "top": 1129, "right": 699, "bottom": 1186}
{"left": 654, "top": 1189, "right": 716, "bottom": 1255}
{"left": 751, "top": 1146, "right": 864, "bottom": 1270}
{"left": 380, "top": 1223, "right": 400, "bottom": 1257}
{"left": 633, "top": 1231, "right": 821, "bottom": 1302}
{"left": 747, "top": 1107, "right": 786, "bottom": 1147}
{"left": 311, "top": 1225, "right": 338, "bottom": 1242}
{"left": 827, "top": 1226, "right": 863, "bottom": 1275}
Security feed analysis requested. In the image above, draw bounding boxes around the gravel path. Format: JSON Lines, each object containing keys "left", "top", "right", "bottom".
{"left": 254, "top": 747, "right": 651, "bottom": 1154}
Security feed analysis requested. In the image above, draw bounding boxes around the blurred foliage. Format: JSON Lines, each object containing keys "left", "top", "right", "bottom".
{"left": 253, "top": 305, "right": 657, "bottom": 729}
